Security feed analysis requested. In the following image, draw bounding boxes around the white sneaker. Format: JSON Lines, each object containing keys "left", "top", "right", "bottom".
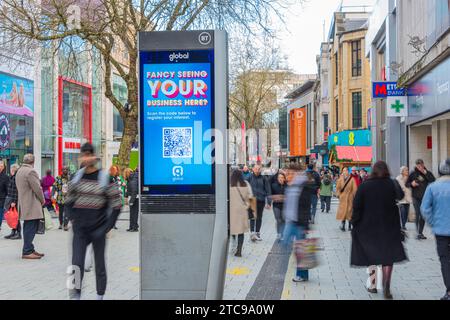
{"left": 255, "top": 233, "right": 262, "bottom": 241}
{"left": 292, "top": 276, "right": 308, "bottom": 283}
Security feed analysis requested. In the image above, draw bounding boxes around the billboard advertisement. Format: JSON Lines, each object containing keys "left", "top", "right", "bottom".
{"left": 140, "top": 50, "right": 214, "bottom": 193}
{"left": 0, "top": 72, "right": 34, "bottom": 117}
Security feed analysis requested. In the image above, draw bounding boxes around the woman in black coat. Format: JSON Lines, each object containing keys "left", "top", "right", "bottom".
{"left": 269, "top": 172, "right": 287, "bottom": 240}
{"left": 351, "top": 161, "right": 408, "bottom": 300}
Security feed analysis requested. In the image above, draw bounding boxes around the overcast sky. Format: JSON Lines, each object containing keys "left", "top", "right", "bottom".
{"left": 275, "top": 0, "right": 376, "bottom": 74}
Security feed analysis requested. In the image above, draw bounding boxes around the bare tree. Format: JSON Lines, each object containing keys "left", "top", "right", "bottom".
{"left": 0, "top": 0, "right": 302, "bottom": 168}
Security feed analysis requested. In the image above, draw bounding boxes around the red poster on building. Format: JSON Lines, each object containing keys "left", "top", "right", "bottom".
{"left": 289, "top": 108, "right": 307, "bottom": 157}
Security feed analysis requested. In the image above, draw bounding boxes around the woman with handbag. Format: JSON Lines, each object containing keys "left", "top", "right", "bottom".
{"left": 4, "top": 164, "right": 21, "bottom": 240}
{"left": 351, "top": 161, "right": 408, "bottom": 299}
{"left": 336, "top": 167, "right": 358, "bottom": 231}
{"left": 230, "top": 169, "right": 254, "bottom": 257}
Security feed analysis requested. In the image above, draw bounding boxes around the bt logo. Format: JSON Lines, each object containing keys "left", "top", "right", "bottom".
{"left": 172, "top": 166, "right": 184, "bottom": 177}
{"left": 169, "top": 52, "right": 189, "bottom": 62}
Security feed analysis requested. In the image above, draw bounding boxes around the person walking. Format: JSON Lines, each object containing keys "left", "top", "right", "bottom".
{"left": 52, "top": 167, "right": 70, "bottom": 231}
{"left": 230, "top": 169, "right": 253, "bottom": 257}
{"left": 336, "top": 167, "right": 357, "bottom": 232}
{"left": 4, "top": 164, "right": 21, "bottom": 240}
{"left": 282, "top": 164, "right": 316, "bottom": 282}
{"left": 421, "top": 159, "right": 450, "bottom": 301}
{"left": 307, "top": 164, "right": 321, "bottom": 224}
{"left": 406, "top": 159, "right": 436, "bottom": 240}
{"left": 396, "top": 166, "right": 413, "bottom": 231}
{"left": 269, "top": 172, "right": 286, "bottom": 240}
{"left": 16, "top": 154, "right": 45, "bottom": 260}
{"left": 247, "top": 164, "right": 271, "bottom": 241}
{"left": 109, "top": 165, "right": 121, "bottom": 230}
{"left": 0, "top": 160, "right": 10, "bottom": 231}
{"left": 242, "top": 165, "right": 252, "bottom": 181}
{"left": 41, "top": 169, "right": 55, "bottom": 213}
{"left": 360, "top": 169, "right": 369, "bottom": 182}
{"left": 351, "top": 161, "right": 408, "bottom": 300}
{"left": 66, "top": 143, "right": 122, "bottom": 300}
{"left": 320, "top": 171, "right": 333, "bottom": 214}
{"left": 126, "top": 168, "right": 139, "bottom": 232}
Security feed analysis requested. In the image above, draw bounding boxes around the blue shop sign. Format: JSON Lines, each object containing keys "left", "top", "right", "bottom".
{"left": 328, "top": 130, "right": 372, "bottom": 148}
{"left": 372, "top": 82, "right": 407, "bottom": 98}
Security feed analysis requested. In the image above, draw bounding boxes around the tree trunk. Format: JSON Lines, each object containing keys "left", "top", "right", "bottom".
{"left": 117, "top": 113, "right": 138, "bottom": 169}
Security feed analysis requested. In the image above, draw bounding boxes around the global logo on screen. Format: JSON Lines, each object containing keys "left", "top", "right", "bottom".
{"left": 0, "top": 114, "right": 10, "bottom": 150}
{"left": 169, "top": 52, "right": 190, "bottom": 62}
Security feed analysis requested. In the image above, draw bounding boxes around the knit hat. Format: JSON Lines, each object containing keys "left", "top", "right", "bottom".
{"left": 439, "top": 159, "right": 450, "bottom": 176}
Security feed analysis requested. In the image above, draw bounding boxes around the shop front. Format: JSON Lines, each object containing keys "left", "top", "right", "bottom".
{"left": 58, "top": 76, "right": 92, "bottom": 174}
{"left": 328, "top": 129, "right": 373, "bottom": 171}
{"left": 0, "top": 72, "right": 34, "bottom": 168}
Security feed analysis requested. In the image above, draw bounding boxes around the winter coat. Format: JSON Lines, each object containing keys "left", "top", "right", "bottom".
{"left": 4, "top": 174, "right": 18, "bottom": 210}
{"left": 41, "top": 174, "right": 55, "bottom": 206}
{"left": 336, "top": 174, "right": 357, "bottom": 221}
{"left": 320, "top": 174, "right": 333, "bottom": 197}
{"left": 406, "top": 167, "right": 436, "bottom": 200}
{"left": 0, "top": 171, "right": 9, "bottom": 207}
{"left": 296, "top": 180, "right": 316, "bottom": 229}
{"left": 16, "top": 164, "right": 45, "bottom": 221}
{"left": 126, "top": 172, "right": 139, "bottom": 206}
{"left": 396, "top": 175, "right": 412, "bottom": 204}
{"left": 421, "top": 176, "right": 450, "bottom": 236}
{"left": 269, "top": 180, "right": 286, "bottom": 210}
{"left": 248, "top": 174, "right": 271, "bottom": 202}
{"left": 350, "top": 178, "right": 407, "bottom": 267}
{"left": 229, "top": 181, "right": 253, "bottom": 235}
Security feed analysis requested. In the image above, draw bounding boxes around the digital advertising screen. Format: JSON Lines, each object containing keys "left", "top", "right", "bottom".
{"left": 139, "top": 50, "right": 215, "bottom": 194}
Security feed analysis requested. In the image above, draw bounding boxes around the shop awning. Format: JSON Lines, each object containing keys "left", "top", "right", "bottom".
{"left": 335, "top": 146, "right": 372, "bottom": 163}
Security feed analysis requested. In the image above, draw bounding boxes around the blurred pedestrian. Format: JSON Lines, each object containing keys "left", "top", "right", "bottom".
{"left": 4, "top": 164, "right": 21, "bottom": 240}
{"left": 336, "top": 167, "right": 357, "bottom": 231}
{"left": 41, "top": 169, "right": 55, "bottom": 213}
{"left": 125, "top": 168, "right": 139, "bottom": 232}
{"left": 242, "top": 165, "right": 251, "bottom": 181}
{"left": 109, "top": 165, "right": 122, "bottom": 230}
{"left": 406, "top": 159, "right": 436, "bottom": 240}
{"left": 230, "top": 169, "right": 253, "bottom": 257}
{"left": 248, "top": 164, "right": 271, "bottom": 242}
{"left": 282, "top": 164, "right": 316, "bottom": 282}
{"left": 360, "top": 169, "right": 369, "bottom": 182}
{"left": 16, "top": 154, "right": 45, "bottom": 260}
{"left": 269, "top": 172, "right": 286, "bottom": 240}
{"left": 0, "top": 160, "right": 9, "bottom": 231}
{"left": 306, "top": 164, "right": 321, "bottom": 224}
{"left": 52, "top": 167, "right": 70, "bottom": 231}
{"left": 66, "top": 143, "right": 122, "bottom": 300}
{"left": 320, "top": 171, "right": 333, "bottom": 214}
{"left": 396, "top": 166, "right": 412, "bottom": 231}
{"left": 351, "top": 161, "right": 407, "bottom": 300}
{"left": 421, "top": 159, "right": 450, "bottom": 301}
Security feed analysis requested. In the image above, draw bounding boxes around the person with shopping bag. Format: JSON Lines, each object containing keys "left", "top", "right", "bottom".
{"left": 282, "top": 163, "right": 317, "bottom": 282}
{"left": 4, "top": 164, "right": 21, "bottom": 240}
{"left": 0, "top": 160, "right": 10, "bottom": 231}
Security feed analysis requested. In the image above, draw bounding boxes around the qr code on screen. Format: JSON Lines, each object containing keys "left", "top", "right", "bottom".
{"left": 163, "top": 127, "right": 193, "bottom": 158}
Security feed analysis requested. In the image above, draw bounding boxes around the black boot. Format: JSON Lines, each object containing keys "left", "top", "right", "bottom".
{"left": 10, "top": 231, "right": 21, "bottom": 240}
{"left": 235, "top": 240, "right": 243, "bottom": 257}
{"left": 348, "top": 222, "right": 353, "bottom": 231}
{"left": 340, "top": 221, "right": 346, "bottom": 232}
{"left": 4, "top": 230, "right": 16, "bottom": 239}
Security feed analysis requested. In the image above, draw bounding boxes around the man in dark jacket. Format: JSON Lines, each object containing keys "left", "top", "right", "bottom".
{"left": 307, "top": 164, "right": 321, "bottom": 224}
{"left": 248, "top": 164, "right": 271, "bottom": 241}
{"left": 126, "top": 169, "right": 139, "bottom": 232}
{"left": 0, "top": 160, "right": 10, "bottom": 230}
{"left": 406, "top": 159, "right": 436, "bottom": 240}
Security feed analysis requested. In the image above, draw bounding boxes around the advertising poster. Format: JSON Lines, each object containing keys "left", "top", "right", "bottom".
{"left": 140, "top": 50, "right": 214, "bottom": 189}
{"left": 0, "top": 72, "right": 34, "bottom": 117}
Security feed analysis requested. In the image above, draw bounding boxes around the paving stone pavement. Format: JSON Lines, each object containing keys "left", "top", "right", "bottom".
{"left": 224, "top": 198, "right": 446, "bottom": 300}
{"left": 0, "top": 209, "right": 139, "bottom": 300}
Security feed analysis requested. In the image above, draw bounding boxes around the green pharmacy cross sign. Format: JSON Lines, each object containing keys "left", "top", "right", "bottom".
{"left": 387, "top": 96, "right": 408, "bottom": 117}
{"left": 391, "top": 100, "right": 405, "bottom": 113}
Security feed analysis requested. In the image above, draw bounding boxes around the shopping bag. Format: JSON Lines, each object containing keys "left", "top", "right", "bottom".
{"left": 293, "top": 238, "right": 320, "bottom": 270}
{"left": 4, "top": 207, "right": 19, "bottom": 229}
{"left": 43, "top": 207, "right": 54, "bottom": 230}
{"left": 37, "top": 218, "right": 45, "bottom": 235}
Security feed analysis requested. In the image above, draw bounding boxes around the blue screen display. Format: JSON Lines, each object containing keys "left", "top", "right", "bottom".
{"left": 140, "top": 50, "right": 215, "bottom": 192}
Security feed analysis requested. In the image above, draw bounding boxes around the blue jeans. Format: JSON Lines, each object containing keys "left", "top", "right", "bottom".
{"left": 283, "top": 222, "right": 309, "bottom": 280}
{"left": 0, "top": 207, "right": 4, "bottom": 227}
{"left": 23, "top": 220, "right": 39, "bottom": 255}
{"left": 399, "top": 204, "right": 410, "bottom": 229}
{"left": 310, "top": 194, "right": 318, "bottom": 220}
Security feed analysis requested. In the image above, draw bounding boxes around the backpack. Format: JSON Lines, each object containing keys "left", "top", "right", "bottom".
{"left": 323, "top": 176, "right": 331, "bottom": 186}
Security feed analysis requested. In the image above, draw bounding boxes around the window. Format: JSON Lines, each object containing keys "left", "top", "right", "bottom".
{"left": 335, "top": 53, "right": 339, "bottom": 85}
{"left": 352, "top": 92, "right": 362, "bottom": 128}
{"left": 323, "top": 114, "right": 329, "bottom": 133}
{"left": 335, "top": 99, "right": 339, "bottom": 131}
{"left": 352, "top": 41, "right": 362, "bottom": 77}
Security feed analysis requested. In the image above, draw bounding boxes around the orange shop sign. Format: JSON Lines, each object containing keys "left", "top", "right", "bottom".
{"left": 289, "top": 108, "right": 307, "bottom": 157}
